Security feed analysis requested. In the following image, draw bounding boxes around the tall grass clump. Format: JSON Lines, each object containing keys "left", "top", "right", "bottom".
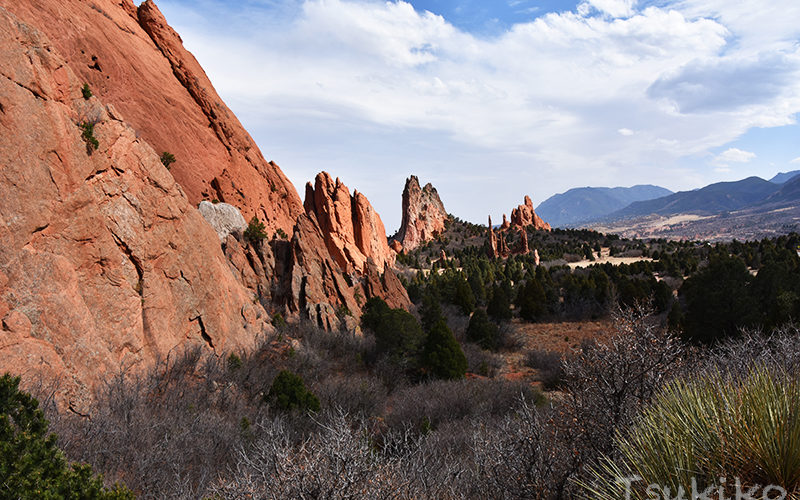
{"left": 582, "top": 367, "right": 800, "bottom": 499}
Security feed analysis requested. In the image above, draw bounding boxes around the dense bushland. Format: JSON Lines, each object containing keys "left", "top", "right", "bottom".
{"left": 13, "top": 309, "right": 799, "bottom": 498}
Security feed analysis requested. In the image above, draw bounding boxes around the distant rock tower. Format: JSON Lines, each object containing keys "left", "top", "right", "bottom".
{"left": 391, "top": 175, "right": 449, "bottom": 252}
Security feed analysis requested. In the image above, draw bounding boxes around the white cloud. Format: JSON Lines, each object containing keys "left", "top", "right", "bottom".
{"left": 580, "top": 0, "right": 637, "bottom": 18}
{"left": 162, "top": 0, "right": 800, "bottom": 229}
{"left": 713, "top": 148, "right": 757, "bottom": 166}
{"left": 791, "top": 157, "right": 800, "bottom": 164}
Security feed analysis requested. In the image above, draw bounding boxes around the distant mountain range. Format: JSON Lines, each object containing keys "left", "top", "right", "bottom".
{"left": 536, "top": 185, "right": 673, "bottom": 228}
{"left": 573, "top": 171, "right": 800, "bottom": 241}
{"left": 608, "top": 177, "right": 778, "bottom": 220}
{"left": 769, "top": 170, "right": 800, "bottom": 184}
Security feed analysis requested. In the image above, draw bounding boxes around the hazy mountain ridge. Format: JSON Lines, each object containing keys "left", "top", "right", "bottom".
{"left": 583, "top": 174, "right": 800, "bottom": 241}
{"left": 607, "top": 177, "right": 778, "bottom": 220}
{"left": 769, "top": 170, "right": 800, "bottom": 184}
{"left": 535, "top": 185, "right": 673, "bottom": 228}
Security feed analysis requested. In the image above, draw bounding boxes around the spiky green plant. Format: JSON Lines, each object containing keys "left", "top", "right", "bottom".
{"left": 581, "top": 367, "right": 800, "bottom": 499}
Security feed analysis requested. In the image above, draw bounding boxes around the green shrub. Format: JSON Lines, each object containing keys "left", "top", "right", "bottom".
{"left": 361, "top": 297, "right": 425, "bottom": 361}
{"left": 227, "top": 353, "right": 242, "bottom": 371}
{"left": 271, "top": 312, "right": 287, "bottom": 328}
{"left": 243, "top": 216, "right": 268, "bottom": 242}
{"left": 582, "top": 367, "right": 800, "bottom": 499}
{"left": 160, "top": 151, "right": 176, "bottom": 169}
{"left": 275, "top": 228, "right": 288, "bottom": 240}
{"left": 79, "top": 121, "right": 99, "bottom": 153}
{"left": 265, "top": 370, "right": 320, "bottom": 414}
{"left": 81, "top": 83, "right": 92, "bottom": 100}
{"left": 422, "top": 319, "right": 467, "bottom": 380}
{"left": 0, "top": 374, "right": 133, "bottom": 498}
{"left": 465, "top": 309, "right": 499, "bottom": 351}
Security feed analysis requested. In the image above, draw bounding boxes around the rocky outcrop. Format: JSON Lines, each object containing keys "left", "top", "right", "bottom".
{"left": 304, "top": 172, "right": 395, "bottom": 273}
{"left": 392, "top": 176, "right": 449, "bottom": 252}
{"left": 223, "top": 212, "right": 410, "bottom": 333}
{"left": 0, "top": 7, "right": 269, "bottom": 410}
{"left": 510, "top": 195, "right": 551, "bottom": 231}
{"left": 0, "top": 0, "right": 304, "bottom": 237}
{"left": 500, "top": 214, "right": 511, "bottom": 230}
{"left": 0, "top": 0, "right": 413, "bottom": 417}
{"left": 488, "top": 218, "right": 534, "bottom": 259}
{"left": 513, "top": 227, "right": 529, "bottom": 255}
{"left": 198, "top": 201, "right": 247, "bottom": 242}
{"left": 488, "top": 216, "right": 510, "bottom": 259}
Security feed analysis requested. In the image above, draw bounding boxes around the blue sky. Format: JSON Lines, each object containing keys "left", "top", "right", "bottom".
{"left": 154, "top": 0, "right": 800, "bottom": 231}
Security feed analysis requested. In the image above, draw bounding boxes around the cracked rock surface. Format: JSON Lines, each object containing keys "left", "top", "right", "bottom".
{"left": 0, "top": 6, "right": 269, "bottom": 412}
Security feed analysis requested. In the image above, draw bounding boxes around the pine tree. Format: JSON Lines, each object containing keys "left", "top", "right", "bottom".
{"left": 466, "top": 308, "right": 500, "bottom": 351}
{"left": 487, "top": 284, "right": 512, "bottom": 322}
{"left": 420, "top": 292, "right": 444, "bottom": 332}
{"left": 517, "top": 278, "right": 547, "bottom": 322}
{"left": 423, "top": 319, "right": 467, "bottom": 380}
{"left": 0, "top": 374, "right": 133, "bottom": 499}
{"left": 453, "top": 278, "right": 476, "bottom": 315}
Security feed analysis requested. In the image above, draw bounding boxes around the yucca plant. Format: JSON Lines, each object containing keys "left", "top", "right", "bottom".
{"left": 581, "top": 367, "right": 800, "bottom": 499}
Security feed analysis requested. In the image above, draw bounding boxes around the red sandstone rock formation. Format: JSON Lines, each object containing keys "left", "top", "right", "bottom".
{"left": 510, "top": 195, "right": 551, "bottom": 231}
{"left": 489, "top": 216, "right": 537, "bottom": 259}
{"left": 500, "top": 214, "right": 511, "bottom": 230}
{"left": 0, "top": 7, "right": 269, "bottom": 409}
{"left": 390, "top": 240, "right": 404, "bottom": 254}
{"left": 224, "top": 214, "right": 409, "bottom": 332}
{"left": 487, "top": 216, "right": 511, "bottom": 259}
{"left": 513, "top": 227, "right": 529, "bottom": 255}
{"left": 392, "top": 175, "right": 449, "bottom": 252}
{"left": 0, "top": 0, "right": 303, "bottom": 237}
{"left": 304, "top": 172, "right": 395, "bottom": 273}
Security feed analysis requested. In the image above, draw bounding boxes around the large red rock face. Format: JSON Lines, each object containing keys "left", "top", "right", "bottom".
{"left": 0, "top": 0, "right": 303, "bottom": 237}
{"left": 0, "top": 6, "right": 269, "bottom": 410}
{"left": 392, "top": 175, "right": 449, "bottom": 252}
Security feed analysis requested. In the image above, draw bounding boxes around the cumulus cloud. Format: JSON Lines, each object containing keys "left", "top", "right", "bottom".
{"left": 161, "top": 0, "right": 800, "bottom": 228}
{"left": 713, "top": 148, "right": 757, "bottom": 166}
{"left": 647, "top": 52, "right": 800, "bottom": 114}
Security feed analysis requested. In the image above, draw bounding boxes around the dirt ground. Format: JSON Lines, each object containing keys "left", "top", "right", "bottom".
{"left": 498, "top": 318, "right": 617, "bottom": 383}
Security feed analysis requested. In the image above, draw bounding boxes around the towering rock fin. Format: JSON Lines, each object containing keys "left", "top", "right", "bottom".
{"left": 392, "top": 175, "right": 449, "bottom": 252}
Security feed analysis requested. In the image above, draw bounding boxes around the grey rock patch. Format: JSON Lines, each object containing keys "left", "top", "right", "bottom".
{"left": 198, "top": 201, "right": 247, "bottom": 242}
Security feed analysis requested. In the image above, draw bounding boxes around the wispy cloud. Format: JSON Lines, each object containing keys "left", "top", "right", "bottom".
{"left": 791, "top": 157, "right": 800, "bottom": 164}
{"left": 162, "top": 0, "right": 800, "bottom": 229}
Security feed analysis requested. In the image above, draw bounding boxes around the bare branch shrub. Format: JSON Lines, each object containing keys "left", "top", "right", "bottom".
{"left": 525, "top": 349, "right": 565, "bottom": 390}
{"left": 462, "top": 342, "right": 503, "bottom": 377}
{"left": 384, "top": 378, "right": 542, "bottom": 433}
